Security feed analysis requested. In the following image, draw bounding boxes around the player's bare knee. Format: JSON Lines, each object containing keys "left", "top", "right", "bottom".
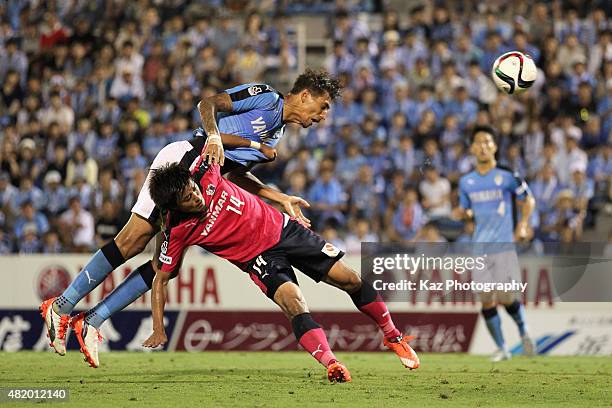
{"left": 345, "top": 270, "right": 362, "bottom": 293}
{"left": 274, "top": 283, "right": 308, "bottom": 319}
{"left": 497, "top": 291, "right": 520, "bottom": 306}
{"left": 115, "top": 215, "right": 156, "bottom": 258}
{"left": 325, "top": 261, "right": 362, "bottom": 293}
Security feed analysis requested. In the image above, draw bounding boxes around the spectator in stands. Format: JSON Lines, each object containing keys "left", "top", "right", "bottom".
{"left": 40, "top": 91, "right": 74, "bottom": 133}
{"left": 142, "top": 120, "right": 168, "bottom": 161}
{"left": 285, "top": 171, "right": 308, "bottom": 202}
{"left": 419, "top": 165, "right": 451, "bottom": 219}
{"left": 0, "top": 172, "right": 17, "bottom": 216}
{"left": 95, "top": 199, "right": 122, "bottom": 248}
{"left": 14, "top": 201, "right": 49, "bottom": 240}
{"left": 388, "top": 188, "right": 426, "bottom": 242}
{"left": 115, "top": 40, "right": 144, "bottom": 80}
{"left": 349, "top": 165, "right": 380, "bottom": 219}
{"left": 336, "top": 144, "right": 366, "bottom": 186}
{"left": 0, "top": 38, "right": 28, "bottom": 84}
{"left": 41, "top": 229, "right": 62, "bottom": 253}
{"left": 540, "top": 190, "right": 583, "bottom": 242}
{"left": 119, "top": 141, "right": 148, "bottom": 183}
{"left": 568, "top": 162, "right": 594, "bottom": 212}
{"left": 17, "top": 138, "right": 42, "bottom": 182}
{"left": 1, "top": 70, "right": 24, "bottom": 118}
{"left": 59, "top": 196, "right": 95, "bottom": 252}
{"left": 68, "top": 117, "right": 96, "bottom": 156}
{"left": 42, "top": 170, "right": 68, "bottom": 217}
{"left": 92, "top": 167, "right": 122, "bottom": 211}
{"left": 45, "top": 142, "right": 68, "bottom": 182}
{"left": 391, "top": 135, "right": 417, "bottom": 178}
{"left": 531, "top": 163, "right": 564, "bottom": 217}
{"left": 19, "top": 224, "right": 41, "bottom": 254}
{"left": 123, "top": 168, "right": 147, "bottom": 214}
{"left": 13, "top": 177, "right": 44, "bottom": 211}
{"left": 345, "top": 218, "right": 379, "bottom": 254}
{"left": 66, "top": 145, "right": 98, "bottom": 187}
{"left": 308, "top": 163, "right": 347, "bottom": 228}
{"left": 109, "top": 67, "right": 145, "bottom": 102}
{"left": 0, "top": 228, "right": 12, "bottom": 254}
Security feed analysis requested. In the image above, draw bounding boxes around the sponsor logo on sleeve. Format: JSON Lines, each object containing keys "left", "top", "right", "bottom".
{"left": 159, "top": 240, "right": 173, "bottom": 265}
{"left": 159, "top": 254, "right": 173, "bottom": 265}
{"left": 248, "top": 85, "right": 263, "bottom": 96}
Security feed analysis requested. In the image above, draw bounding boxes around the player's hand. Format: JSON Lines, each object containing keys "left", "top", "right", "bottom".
{"left": 281, "top": 195, "right": 311, "bottom": 228}
{"left": 142, "top": 331, "right": 168, "bottom": 348}
{"left": 203, "top": 135, "right": 225, "bottom": 166}
{"left": 514, "top": 221, "right": 533, "bottom": 242}
{"left": 260, "top": 145, "right": 277, "bottom": 161}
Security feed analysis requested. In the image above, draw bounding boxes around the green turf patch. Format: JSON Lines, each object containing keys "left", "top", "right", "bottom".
{"left": 0, "top": 352, "right": 610, "bottom": 407}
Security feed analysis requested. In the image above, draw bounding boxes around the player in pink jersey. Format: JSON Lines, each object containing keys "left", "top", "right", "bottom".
{"left": 142, "top": 162, "right": 420, "bottom": 383}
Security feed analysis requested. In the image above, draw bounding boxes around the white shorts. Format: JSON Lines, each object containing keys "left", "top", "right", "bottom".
{"left": 131, "top": 140, "right": 203, "bottom": 223}
{"left": 472, "top": 250, "right": 522, "bottom": 289}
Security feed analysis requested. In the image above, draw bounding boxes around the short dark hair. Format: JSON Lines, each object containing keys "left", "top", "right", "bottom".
{"left": 290, "top": 68, "right": 342, "bottom": 100}
{"left": 149, "top": 163, "right": 191, "bottom": 211}
{"left": 471, "top": 125, "right": 497, "bottom": 144}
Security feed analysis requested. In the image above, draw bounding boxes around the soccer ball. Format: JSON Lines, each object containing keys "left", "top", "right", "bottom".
{"left": 491, "top": 51, "right": 537, "bottom": 94}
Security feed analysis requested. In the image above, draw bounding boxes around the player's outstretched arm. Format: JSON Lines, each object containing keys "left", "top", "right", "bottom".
{"left": 197, "top": 93, "right": 232, "bottom": 166}
{"left": 142, "top": 267, "right": 177, "bottom": 348}
{"left": 227, "top": 168, "right": 311, "bottom": 228}
{"left": 218, "top": 133, "right": 277, "bottom": 161}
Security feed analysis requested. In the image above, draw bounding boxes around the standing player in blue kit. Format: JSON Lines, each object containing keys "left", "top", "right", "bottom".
{"left": 456, "top": 126, "right": 537, "bottom": 361}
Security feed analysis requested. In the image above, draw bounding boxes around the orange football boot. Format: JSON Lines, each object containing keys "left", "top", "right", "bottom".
{"left": 383, "top": 335, "right": 420, "bottom": 369}
{"left": 327, "top": 361, "right": 352, "bottom": 383}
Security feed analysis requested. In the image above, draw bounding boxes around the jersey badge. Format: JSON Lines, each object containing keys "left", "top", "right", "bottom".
{"left": 248, "top": 85, "right": 268, "bottom": 96}
{"left": 321, "top": 243, "right": 340, "bottom": 258}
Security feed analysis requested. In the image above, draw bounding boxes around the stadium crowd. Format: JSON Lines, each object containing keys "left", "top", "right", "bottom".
{"left": 0, "top": 0, "right": 609, "bottom": 254}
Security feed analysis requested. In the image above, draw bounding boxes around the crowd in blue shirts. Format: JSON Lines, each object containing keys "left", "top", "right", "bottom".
{"left": 0, "top": 1, "right": 609, "bottom": 253}
{"left": 261, "top": 2, "right": 611, "bottom": 250}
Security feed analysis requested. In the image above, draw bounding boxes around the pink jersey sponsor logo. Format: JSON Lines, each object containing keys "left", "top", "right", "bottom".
{"left": 201, "top": 190, "right": 228, "bottom": 237}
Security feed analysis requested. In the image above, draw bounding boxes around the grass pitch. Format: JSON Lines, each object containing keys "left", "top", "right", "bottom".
{"left": 0, "top": 352, "right": 610, "bottom": 407}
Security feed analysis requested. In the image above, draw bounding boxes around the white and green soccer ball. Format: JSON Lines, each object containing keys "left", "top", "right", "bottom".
{"left": 491, "top": 51, "right": 537, "bottom": 94}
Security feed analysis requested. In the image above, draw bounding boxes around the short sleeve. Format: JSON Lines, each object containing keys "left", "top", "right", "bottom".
{"left": 509, "top": 171, "right": 531, "bottom": 201}
{"left": 225, "top": 84, "right": 279, "bottom": 113}
{"left": 158, "top": 227, "right": 186, "bottom": 273}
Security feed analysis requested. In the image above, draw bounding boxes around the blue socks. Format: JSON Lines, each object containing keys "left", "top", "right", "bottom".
{"left": 85, "top": 262, "right": 155, "bottom": 329}
{"left": 54, "top": 241, "right": 126, "bottom": 314}
{"left": 482, "top": 307, "right": 505, "bottom": 350}
{"left": 504, "top": 300, "right": 527, "bottom": 337}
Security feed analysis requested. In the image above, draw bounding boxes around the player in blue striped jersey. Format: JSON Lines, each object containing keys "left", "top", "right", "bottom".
{"left": 456, "top": 126, "right": 537, "bottom": 361}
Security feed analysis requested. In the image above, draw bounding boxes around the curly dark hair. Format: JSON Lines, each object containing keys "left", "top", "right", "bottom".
{"left": 149, "top": 163, "right": 191, "bottom": 211}
{"left": 290, "top": 68, "right": 342, "bottom": 100}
